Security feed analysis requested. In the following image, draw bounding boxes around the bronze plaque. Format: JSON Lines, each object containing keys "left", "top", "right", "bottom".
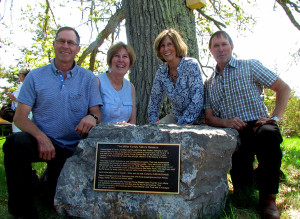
{"left": 94, "top": 142, "right": 180, "bottom": 194}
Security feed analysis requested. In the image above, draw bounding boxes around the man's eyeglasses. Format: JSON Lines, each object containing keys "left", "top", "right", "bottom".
{"left": 55, "top": 39, "right": 79, "bottom": 47}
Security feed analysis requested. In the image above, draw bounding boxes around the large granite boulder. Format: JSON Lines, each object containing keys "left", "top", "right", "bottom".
{"left": 55, "top": 123, "right": 237, "bottom": 218}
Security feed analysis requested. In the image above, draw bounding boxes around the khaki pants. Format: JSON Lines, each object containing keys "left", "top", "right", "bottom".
{"left": 160, "top": 113, "right": 178, "bottom": 124}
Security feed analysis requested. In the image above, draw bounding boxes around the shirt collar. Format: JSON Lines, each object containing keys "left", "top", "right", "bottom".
{"left": 213, "top": 57, "right": 237, "bottom": 78}
{"left": 228, "top": 57, "right": 238, "bottom": 68}
{"left": 177, "top": 56, "right": 185, "bottom": 70}
{"left": 51, "top": 59, "right": 78, "bottom": 77}
{"left": 163, "top": 56, "right": 185, "bottom": 68}
{"left": 213, "top": 66, "right": 221, "bottom": 78}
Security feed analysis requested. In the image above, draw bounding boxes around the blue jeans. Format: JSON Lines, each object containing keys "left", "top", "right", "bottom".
{"left": 3, "top": 132, "right": 74, "bottom": 217}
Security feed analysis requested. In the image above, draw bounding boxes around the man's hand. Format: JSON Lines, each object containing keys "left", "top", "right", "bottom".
{"left": 254, "top": 117, "right": 277, "bottom": 132}
{"left": 225, "top": 117, "right": 247, "bottom": 130}
{"left": 36, "top": 134, "right": 56, "bottom": 161}
{"left": 75, "top": 114, "right": 97, "bottom": 136}
{"left": 256, "top": 117, "right": 273, "bottom": 125}
{"left": 205, "top": 109, "right": 246, "bottom": 130}
{"left": 7, "top": 92, "right": 17, "bottom": 102}
{"left": 14, "top": 102, "right": 55, "bottom": 161}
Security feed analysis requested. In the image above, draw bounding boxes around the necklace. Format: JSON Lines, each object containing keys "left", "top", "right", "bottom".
{"left": 169, "top": 69, "right": 178, "bottom": 78}
{"left": 169, "top": 64, "right": 179, "bottom": 84}
{"left": 169, "top": 72, "right": 177, "bottom": 85}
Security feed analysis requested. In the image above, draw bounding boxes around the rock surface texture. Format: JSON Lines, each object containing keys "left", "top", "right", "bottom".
{"left": 55, "top": 123, "right": 237, "bottom": 218}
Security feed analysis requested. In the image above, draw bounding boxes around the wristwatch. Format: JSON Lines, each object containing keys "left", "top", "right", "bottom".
{"left": 89, "top": 113, "right": 98, "bottom": 122}
{"left": 270, "top": 115, "right": 280, "bottom": 122}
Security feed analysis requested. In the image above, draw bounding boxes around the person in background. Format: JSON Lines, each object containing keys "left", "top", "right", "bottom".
{"left": 3, "top": 26, "right": 102, "bottom": 219}
{"left": 96, "top": 42, "right": 136, "bottom": 124}
{"left": 204, "top": 30, "right": 291, "bottom": 219}
{"left": 148, "top": 28, "right": 204, "bottom": 125}
{"left": 6, "top": 68, "right": 32, "bottom": 132}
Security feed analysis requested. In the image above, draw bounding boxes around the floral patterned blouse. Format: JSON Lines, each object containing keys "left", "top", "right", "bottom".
{"left": 148, "top": 57, "right": 204, "bottom": 124}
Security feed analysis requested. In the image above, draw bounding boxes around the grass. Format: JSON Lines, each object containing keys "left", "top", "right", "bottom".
{"left": 0, "top": 136, "right": 299, "bottom": 218}
{"left": 0, "top": 137, "right": 68, "bottom": 219}
{"left": 277, "top": 138, "right": 300, "bottom": 219}
{"left": 0, "top": 137, "right": 8, "bottom": 219}
{"left": 222, "top": 137, "right": 300, "bottom": 219}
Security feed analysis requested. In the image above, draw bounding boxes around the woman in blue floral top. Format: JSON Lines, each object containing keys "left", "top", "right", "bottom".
{"left": 148, "top": 28, "right": 204, "bottom": 125}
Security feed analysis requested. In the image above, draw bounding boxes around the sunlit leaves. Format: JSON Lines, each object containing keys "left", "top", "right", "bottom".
{"left": 265, "top": 89, "right": 300, "bottom": 137}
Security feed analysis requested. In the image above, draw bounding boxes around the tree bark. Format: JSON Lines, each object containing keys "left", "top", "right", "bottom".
{"left": 123, "top": 0, "right": 199, "bottom": 124}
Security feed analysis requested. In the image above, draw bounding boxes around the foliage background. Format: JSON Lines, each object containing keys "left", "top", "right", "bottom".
{"left": 265, "top": 90, "right": 300, "bottom": 137}
{"left": 0, "top": 0, "right": 299, "bottom": 130}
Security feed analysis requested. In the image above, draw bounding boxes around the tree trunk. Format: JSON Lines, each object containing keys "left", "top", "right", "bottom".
{"left": 123, "top": 0, "right": 199, "bottom": 125}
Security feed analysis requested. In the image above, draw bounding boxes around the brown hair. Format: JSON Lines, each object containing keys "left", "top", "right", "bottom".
{"left": 153, "top": 28, "right": 188, "bottom": 62}
{"left": 209, "top": 30, "right": 233, "bottom": 49}
{"left": 55, "top": 26, "right": 80, "bottom": 45}
{"left": 107, "top": 42, "right": 136, "bottom": 68}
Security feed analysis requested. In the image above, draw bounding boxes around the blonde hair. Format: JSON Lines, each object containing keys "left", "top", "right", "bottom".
{"left": 153, "top": 28, "right": 188, "bottom": 62}
{"left": 107, "top": 42, "right": 136, "bottom": 68}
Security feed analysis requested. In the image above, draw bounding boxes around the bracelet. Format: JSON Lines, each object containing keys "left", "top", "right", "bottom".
{"left": 88, "top": 113, "right": 98, "bottom": 122}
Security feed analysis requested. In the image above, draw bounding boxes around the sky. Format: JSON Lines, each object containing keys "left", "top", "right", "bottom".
{"left": 228, "top": 1, "right": 300, "bottom": 96}
{"left": 1, "top": 0, "right": 300, "bottom": 95}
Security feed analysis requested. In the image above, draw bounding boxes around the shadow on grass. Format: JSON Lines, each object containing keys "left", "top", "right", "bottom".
{"left": 220, "top": 188, "right": 261, "bottom": 219}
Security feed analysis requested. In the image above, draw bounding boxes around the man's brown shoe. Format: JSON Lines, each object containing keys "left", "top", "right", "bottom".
{"left": 260, "top": 194, "right": 280, "bottom": 219}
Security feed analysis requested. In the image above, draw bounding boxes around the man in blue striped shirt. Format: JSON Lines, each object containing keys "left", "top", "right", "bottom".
{"left": 3, "top": 27, "right": 102, "bottom": 219}
{"left": 204, "top": 31, "right": 290, "bottom": 219}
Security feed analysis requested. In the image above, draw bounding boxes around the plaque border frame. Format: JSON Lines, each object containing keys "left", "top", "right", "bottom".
{"left": 93, "top": 142, "right": 181, "bottom": 195}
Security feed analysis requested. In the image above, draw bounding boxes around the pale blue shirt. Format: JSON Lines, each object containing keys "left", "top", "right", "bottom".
{"left": 11, "top": 83, "right": 22, "bottom": 111}
{"left": 204, "top": 57, "right": 278, "bottom": 122}
{"left": 148, "top": 57, "right": 204, "bottom": 124}
{"left": 18, "top": 59, "right": 102, "bottom": 150}
{"left": 11, "top": 83, "right": 33, "bottom": 133}
{"left": 97, "top": 72, "right": 132, "bottom": 123}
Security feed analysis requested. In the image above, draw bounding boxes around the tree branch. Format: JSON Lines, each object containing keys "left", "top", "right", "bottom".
{"left": 77, "top": 6, "right": 125, "bottom": 66}
{"left": 287, "top": 0, "right": 300, "bottom": 13}
{"left": 89, "top": 48, "right": 97, "bottom": 71}
{"left": 43, "top": 0, "right": 57, "bottom": 34}
{"left": 196, "top": 8, "right": 226, "bottom": 29}
{"left": 227, "top": 0, "right": 237, "bottom": 9}
{"left": 276, "top": 0, "right": 300, "bottom": 31}
{"left": 43, "top": 0, "right": 50, "bottom": 34}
